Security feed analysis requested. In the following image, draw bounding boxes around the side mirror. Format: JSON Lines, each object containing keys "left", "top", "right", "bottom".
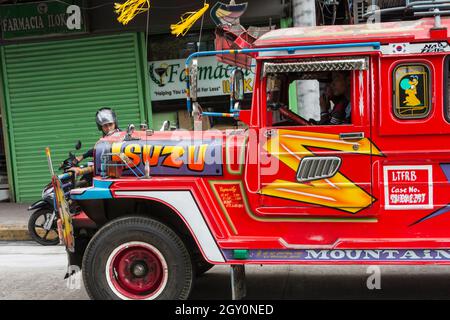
{"left": 127, "top": 124, "right": 135, "bottom": 135}
{"left": 124, "top": 124, "right": 135, "bottom": 141}
{"left": 231, "top": 69, "right": 245, "bottom": 102}
{"left": 189, "top": 59, "right": 198, "bottom": 101}
{"left": 75, "top": 140, "right": 82, "bottom": 150}
{"left": 160, "top": 120, "right": 170, "bottom": 131}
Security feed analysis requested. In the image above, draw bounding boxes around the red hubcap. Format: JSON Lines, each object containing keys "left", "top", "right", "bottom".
{"left": 108, "top": 243, "right": 167, "bottom": 299}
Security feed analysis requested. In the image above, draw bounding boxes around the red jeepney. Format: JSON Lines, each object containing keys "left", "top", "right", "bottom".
{"left": 67, "top": 16, "right": 450, "bottom": 300}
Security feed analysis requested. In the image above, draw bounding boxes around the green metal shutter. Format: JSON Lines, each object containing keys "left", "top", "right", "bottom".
{"left": 1, "top": 33, "right": 150, "bottom": 202}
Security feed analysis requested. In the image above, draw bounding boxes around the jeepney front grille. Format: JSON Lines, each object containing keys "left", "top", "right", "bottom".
{"left": 296, "top": 156, "right": 341, "bottom": 183}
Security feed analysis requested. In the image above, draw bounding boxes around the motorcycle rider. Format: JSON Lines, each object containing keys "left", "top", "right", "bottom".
{"left": 70, "top": 108, "right": 120, "bottom": 176}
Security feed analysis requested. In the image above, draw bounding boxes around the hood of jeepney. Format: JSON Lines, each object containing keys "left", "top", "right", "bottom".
{"left": 93, "top": 129, "right": 246, "bottom": 177}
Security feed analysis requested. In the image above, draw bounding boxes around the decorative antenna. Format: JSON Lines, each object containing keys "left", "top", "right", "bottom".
{"left": 210, "top": 0, "right": 248, "bottom": 26}
{"left": 45, "top": 147, "right": 54, "bottom": 176}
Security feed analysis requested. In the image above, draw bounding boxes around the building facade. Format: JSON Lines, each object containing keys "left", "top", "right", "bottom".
{"left": 0, "top": 0, "right": 287, "bottom": 202}
{"left": 0, "top": 0, "right": 151, "bottom": 202}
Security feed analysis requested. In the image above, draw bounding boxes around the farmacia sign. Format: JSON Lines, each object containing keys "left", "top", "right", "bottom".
{"left": 0, "top": 0, "right": 86, "bottom": 40}
{"left": 149, "top": 56, "right": 254, "bottom": 101}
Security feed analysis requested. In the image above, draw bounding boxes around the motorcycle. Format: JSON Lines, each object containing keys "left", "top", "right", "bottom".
{"left": 27, "top": 141, "right": 90, "bottom": 245}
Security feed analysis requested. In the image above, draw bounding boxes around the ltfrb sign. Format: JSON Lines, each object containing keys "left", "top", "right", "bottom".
{"left": 0, "top": 0, "right": 87, "bottom": 40}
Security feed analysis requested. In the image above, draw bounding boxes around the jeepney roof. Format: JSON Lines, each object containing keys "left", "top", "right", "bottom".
{"left": 253, "top": 17, "right": 450, "bottom": 48}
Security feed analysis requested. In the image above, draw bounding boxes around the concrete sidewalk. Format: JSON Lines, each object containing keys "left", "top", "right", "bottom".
{"left": 0, "top": 202, "right": 32, "bottom": 240}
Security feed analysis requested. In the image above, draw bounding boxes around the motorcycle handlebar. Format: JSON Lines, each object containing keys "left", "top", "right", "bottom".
{"left": 59, "top": 172, "right": 72, "bottom": 180}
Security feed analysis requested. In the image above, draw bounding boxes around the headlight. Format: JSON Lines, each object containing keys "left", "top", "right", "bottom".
{"left": 42, "top": 186, "right": 54, "bottom": 200}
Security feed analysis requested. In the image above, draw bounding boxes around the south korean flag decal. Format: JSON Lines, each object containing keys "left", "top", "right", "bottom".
{"left": 389, "top": 43, "right": 409, "bottom": 54}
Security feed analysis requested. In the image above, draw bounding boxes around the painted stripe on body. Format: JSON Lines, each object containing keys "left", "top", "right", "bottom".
{"left": 114, "top": 190, "right": 225, "bottom": 263}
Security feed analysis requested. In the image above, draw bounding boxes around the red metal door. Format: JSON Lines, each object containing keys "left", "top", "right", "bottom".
{"left": 257, "top": 68, "right": 380, "bottom": 220}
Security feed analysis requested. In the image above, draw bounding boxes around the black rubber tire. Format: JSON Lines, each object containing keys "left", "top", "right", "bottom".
{"left": 27, "top": 209, "right": 59, "bottom": 246}
{"left": 82, "top": 216, "right": 193, "bottom": 300}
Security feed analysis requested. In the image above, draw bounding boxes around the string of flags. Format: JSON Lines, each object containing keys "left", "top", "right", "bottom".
{"left": 170, "top": 2, "right": 210, "bottom": 37}
{"left": 114, "top": 0, "right": 248, "bottom": 36}
{"left": 114, "top": 0, "right": 150, "bottom": 26}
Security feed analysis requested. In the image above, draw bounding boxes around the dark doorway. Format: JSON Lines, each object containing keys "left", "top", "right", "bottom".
{"left": 0, "top": 117, "right": 9, "bottom": 201}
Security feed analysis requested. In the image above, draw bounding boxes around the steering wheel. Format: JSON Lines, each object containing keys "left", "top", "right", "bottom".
{"left": 268, "top": 102, "right": 312, "bottom": 126}
{"left": 267, "top": 102, "right": 284, "bottom": 111}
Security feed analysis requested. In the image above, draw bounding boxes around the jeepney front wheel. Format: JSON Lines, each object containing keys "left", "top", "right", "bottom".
{"left": 82, "top": 216, "right": 193, "bottom": 300}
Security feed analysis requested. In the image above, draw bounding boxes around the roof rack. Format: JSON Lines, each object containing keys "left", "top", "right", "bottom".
{"left": 364, "top": 0, "right": 450, "bottom": 28}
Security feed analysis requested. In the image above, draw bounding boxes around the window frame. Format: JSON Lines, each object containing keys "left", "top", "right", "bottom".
{"left": 392, "top": 63, "right": 432, "bottom": 120}
{"left": 263, "top": 70, "right": 355, "bottom": 127}
{"left": 444, "top": 56, "right": 450, "bottom": 123}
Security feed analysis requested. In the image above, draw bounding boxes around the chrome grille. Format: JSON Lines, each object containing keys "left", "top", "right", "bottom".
{"left": 264, "top": 57, "right": 368, "bottom": 74}
{"left": 296, "top": 157, "right": 341, "bottom": 183}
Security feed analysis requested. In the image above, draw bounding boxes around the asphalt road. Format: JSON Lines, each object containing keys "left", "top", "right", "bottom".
{"left": 2, "top": 241, "right": 450, "bottom": 300}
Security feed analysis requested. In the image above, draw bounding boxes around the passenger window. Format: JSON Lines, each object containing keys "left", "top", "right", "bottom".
{"left": 393, "top": 64, "right": 431, "bottom": 119}
{"left": 263, "top": 57, "right": 367, "bottom": 127}
{"left": 266, "top": 71, "right": 352, "bottom": 126}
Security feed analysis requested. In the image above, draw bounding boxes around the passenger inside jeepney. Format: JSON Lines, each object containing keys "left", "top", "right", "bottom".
{"left": 266, "top": 71, "right": 351, "bottom": 126}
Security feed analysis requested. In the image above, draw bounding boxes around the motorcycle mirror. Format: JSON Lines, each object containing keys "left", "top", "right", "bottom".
{"left": 75, "top": 140, "right": 82, "bottom": 150}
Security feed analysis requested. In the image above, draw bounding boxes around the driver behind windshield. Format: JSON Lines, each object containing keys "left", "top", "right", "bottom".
{"left": 266, "top": 71, "right": 351, "bottom": 126}
{"left": 318, "top": 71, "right": 351, "bottom": 125}
{"left": 266, "top": 75, "right": 285, "bottom": 124}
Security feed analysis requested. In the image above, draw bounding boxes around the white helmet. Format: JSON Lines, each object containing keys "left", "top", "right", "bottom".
{"left": 95, "top": 108, "right": 118, "bottom": 133}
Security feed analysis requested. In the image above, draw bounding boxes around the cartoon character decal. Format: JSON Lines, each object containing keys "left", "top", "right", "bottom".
{"left": 395, "top": 65, "right": 430, "bottom": 118}
{"left": 401, "top": 75, "right": 421, "bottom": 107}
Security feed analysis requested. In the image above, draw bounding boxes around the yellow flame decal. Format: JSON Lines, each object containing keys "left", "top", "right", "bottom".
{"left": 261, "top": 129, "right": 382, "bottom": 213}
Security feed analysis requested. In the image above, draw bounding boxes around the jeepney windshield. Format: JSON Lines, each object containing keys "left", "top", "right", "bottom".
{"left": 265, "top": 70, "right": 352, "bottom": 126}
{"left": 263, "top": 57, "right": 369, "bottom": 127}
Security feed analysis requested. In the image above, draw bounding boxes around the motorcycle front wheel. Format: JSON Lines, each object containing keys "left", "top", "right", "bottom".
{"left": 28, "top": 208, "right": 60, "bottom": 246}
